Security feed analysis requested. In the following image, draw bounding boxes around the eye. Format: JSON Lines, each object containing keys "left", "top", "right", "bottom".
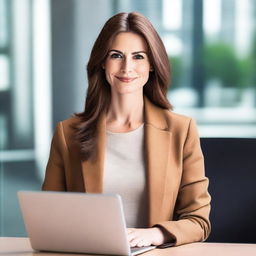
{"left": 133, "top": 54, "right": 144, "bottom": 59}
{"left": 110, "top": 53, "right": 123, "bottom": 59}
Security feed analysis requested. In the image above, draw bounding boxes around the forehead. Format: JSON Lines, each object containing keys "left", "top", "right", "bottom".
{"left": 110, "top": 32, "right": 148, "bottom": 52}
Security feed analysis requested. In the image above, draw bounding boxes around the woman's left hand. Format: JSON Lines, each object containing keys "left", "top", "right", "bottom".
{"left": 127, "top": 227, "right": 167, "bottom": 247}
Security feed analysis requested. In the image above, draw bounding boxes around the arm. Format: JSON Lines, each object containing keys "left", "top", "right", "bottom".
{"left": 155, "top": 118, "right": 211, "bottom": 246}
{"left": 127, "top": 119, "right": 211, "bottom": 247}
{"left": 42, "top": 122, "right": 67, "bottom": 191}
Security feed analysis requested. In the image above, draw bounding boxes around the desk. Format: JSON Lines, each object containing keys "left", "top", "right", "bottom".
{"left": 0, "top": 237, "right": 256, "bottom": 256}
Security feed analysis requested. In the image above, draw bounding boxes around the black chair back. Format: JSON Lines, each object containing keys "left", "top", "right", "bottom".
{"left": 200, "top": 138, "right": 256, "bottom": 243}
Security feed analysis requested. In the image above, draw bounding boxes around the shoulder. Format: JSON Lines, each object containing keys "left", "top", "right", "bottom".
{"left": 156, "top": 108, "right": 199, "bottom": 141}
{"left": 144, "top": 96, "right": 194, "bottom": 134}
{"left": 60, "top": 115, "right": 80, "bottom": 129}
{"left": 54, "top": 115, "right": 80, "bottom": 142}
{"left": 163, "top": 110, "right": 193, "bottom": 129}
{"left": 165, "top": 110, "right": 200, "bottom": 145}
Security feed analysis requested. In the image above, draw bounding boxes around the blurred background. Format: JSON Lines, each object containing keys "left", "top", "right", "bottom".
{"left": 0, "top": 0, "right": 255, "bottom": 237}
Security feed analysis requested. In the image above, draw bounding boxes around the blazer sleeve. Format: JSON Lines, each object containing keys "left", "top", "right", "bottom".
{"left": 42, "top": 122, "right": 67, "bottom": 191}
{"left": 155, "top": 118, "right": 211, "bottom": 246}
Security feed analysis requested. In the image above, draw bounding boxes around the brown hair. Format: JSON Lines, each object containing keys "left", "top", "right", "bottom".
{"left": 76, "top": 12, "right": 172, "bottom": 160}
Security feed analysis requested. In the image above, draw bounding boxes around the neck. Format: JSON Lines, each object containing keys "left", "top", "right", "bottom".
{"left": 106, "top": 91, "right": 144, "bottom": 132}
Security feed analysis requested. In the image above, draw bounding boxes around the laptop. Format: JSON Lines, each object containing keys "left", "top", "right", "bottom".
{"left": 18, "top": 191, "right": 156, "bottom": 255}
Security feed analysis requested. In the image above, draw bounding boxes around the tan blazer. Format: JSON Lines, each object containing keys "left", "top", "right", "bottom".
{"left": 42, "top": 97, "right": 211, "bottom": 246}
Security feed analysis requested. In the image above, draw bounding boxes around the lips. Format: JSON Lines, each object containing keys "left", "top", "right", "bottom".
{"left": 116, "top": 76, "right": 136, "bottom": 83}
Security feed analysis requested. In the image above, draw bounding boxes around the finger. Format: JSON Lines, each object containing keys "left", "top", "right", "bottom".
{"left": 130, "top": 238, "right": 142, "bottom": 248}
{"left": 127, "top": 228, "right": 135, "bottom": 234}
{"left": 143, "top": 240, "right": 152, "bottom": 247}
{"left": 127, "top": 232, "right": 137, "bottom": 243}
{"left": 136, "top": 240, "right": 145, "bottom": 248}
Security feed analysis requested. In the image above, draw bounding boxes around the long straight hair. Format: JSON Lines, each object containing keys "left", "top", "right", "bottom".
{"left": 76, "top": 12, "right": 172, "bottom": 160}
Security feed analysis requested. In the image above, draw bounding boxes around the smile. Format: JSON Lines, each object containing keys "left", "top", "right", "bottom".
{"left": 116, "top": 76, "right": 137, "bottom": 83}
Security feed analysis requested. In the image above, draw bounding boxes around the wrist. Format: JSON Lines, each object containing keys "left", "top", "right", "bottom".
{"left": 151, "top": 227, "right": 166, "bottom": 245}
{"left": 153, "top": 226, "right": 173, "bottom": 244}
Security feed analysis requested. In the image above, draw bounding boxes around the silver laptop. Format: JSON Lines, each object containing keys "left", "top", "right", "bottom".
{"left": 18, "top": 191, "right": 156, "bottom": 256}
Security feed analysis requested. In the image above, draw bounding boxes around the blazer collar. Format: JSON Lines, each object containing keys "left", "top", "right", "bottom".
{"left": 144, "top": 97, "right": 170, "bottom": 130}
{"left": 143, "top": 97, "right": 172, "bottom": 225}
{"left": 81, "top": 97, "right": 172, "bottom": 226}
{"left": 81, "top": 114, "right": 106, "bottom": 193}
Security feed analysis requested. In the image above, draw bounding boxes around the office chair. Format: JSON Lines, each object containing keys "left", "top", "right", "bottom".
{"left": 200, "top": 138, "right": 256, "bottom": 243}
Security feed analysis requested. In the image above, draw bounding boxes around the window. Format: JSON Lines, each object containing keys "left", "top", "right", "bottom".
{"left": 115, "top": 0, "right": 256, "bottom": 137}
{"left": 0, "top": 0, "right": 11, "bottom": 150}
{"left": 0, "top": 0, "right": 51, "bottom": 236}
{"left": 165, "top": 0, "right": 256, "bottom": 137}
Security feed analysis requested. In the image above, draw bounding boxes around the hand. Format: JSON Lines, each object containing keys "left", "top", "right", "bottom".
{"left": 127, "top": 227, "right": 166, "bottom": 248}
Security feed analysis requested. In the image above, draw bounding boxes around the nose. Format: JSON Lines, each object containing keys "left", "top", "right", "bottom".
{"left": 121, "top": 57, "right": 133, "bottom": 74}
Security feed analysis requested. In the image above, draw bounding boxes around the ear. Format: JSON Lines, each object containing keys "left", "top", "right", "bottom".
{"left": 102, "top": 64, "right": 105, "bottom": 69}
{"left": 150, "top": 66, "right": 154, "bottom": 72}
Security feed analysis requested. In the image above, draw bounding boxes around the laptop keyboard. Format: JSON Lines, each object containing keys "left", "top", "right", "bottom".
{"left": 130, "top": 245, "right": 156, "bottom": 255}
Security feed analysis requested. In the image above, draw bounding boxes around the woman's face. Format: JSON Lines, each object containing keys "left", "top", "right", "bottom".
{"left": 103, "top": 32, "right": 151, "bottom": 95}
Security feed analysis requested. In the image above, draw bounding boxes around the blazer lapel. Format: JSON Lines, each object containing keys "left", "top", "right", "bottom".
{"left": 144, "top": 98, "right": 172, "bottom": 226}
{"left": 81, "top": 114, "right": 106, "bottom": 193}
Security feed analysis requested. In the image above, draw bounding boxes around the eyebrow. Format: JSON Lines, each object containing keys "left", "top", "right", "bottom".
{"left": 108, "top": 49, "right": 148, "bottom": 55}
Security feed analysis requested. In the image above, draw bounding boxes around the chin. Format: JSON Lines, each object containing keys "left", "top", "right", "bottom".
{"left": 116, "top": 86, "right": 144, "bottom": 95}
{"left": 112, "top": 81, "right": 146, "bottom": 93}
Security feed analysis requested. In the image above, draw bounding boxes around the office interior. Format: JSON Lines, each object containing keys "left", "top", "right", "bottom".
{"left": 0, "top": 0, "right": 256, "bottom": 243}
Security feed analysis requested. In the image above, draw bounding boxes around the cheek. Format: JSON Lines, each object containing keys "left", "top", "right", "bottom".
{"left": 105, "top": 62, "right": 119, "bottom": 76}
{"left": 137, "top": 62, "right": 150, "bottom": 73}
{"left": 136, "top": 67, "right": 150, "bottom": 86}
{"left": 137, "top": 65, "right": 150, "bottom": 78}
{"left": 105, "top": 71, "right": 113, "bottom": 86}
{"left": 104, "top": 63, "right": 116, "bottom": 84}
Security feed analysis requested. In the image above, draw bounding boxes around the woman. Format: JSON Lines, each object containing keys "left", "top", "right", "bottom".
{"left": 42, "top": 12, "right": 211, "bottom": 248}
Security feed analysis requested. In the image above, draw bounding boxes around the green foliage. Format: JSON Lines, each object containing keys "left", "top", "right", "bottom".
{"left": 203, "top": 43, "right": 243, "bottom": 88}
{"left": 168, "top": 40, "right": 255, "bottom": 90}
{"left": 238, "top": 57, "right": 253, "bottom": 88}
{"left": 251, "top": 34, "right": 256, "bottom": 87}
{"left": 169, "top": 56, "right": 183, "bottom": 89}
